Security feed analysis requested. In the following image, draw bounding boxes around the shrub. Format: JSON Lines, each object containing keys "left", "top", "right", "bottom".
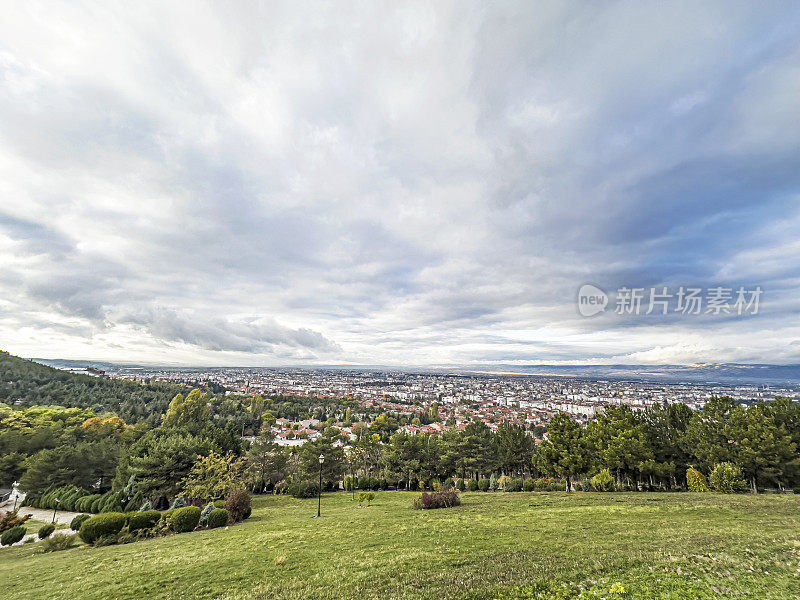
{"left": 199, "top": 503, "right": 215, "bottom": 526}
{"left": 70, "top": 514, "right": 91, "bottom": 531}
{"left": 413, "top": 489, "right": 461, "bottom": 510}
{"left": 138, "top": 500, "right": 153, "bottom": 512}
{"left": 167, "top": 506, "right": 201, "bottom": 533}
{"left": 1, "top": 525, "right": 25, "bottom": 546}
{"left": 591, "top": 469, "right": 615, "bottom": 492}
{"left": 509, "top": 478, "right": 525, "bottom": 492}
{"left": 467, "top": 479, "right": 478, "bottom": 491}
{"left": 90, "top": 496, "right": 104, "bottom": 514}
{"left": 431, "top": 479, "right": 441, "bottom": 492}
{"left": 548, "top": 479, "right": 562, "bottom": 491}
{"left": 38, "top": 524, "right": 56, "bottom": 539}
{"left": 38, "top": 533, "right": 78, "bottom": 553}
{"left": 0, "top": 511, "right": 31, "bottom": 533}
{"left": 207, "top": 508, "right": 228, "bottom": 529}
{"left": 534, "top": 478, "right": 548, "bottom": 491}
{"left": 79, "top": 513, "right": 126, "bottom": 545}
{"left": 93, "top": 534, "right": 119, "bottom": 547}
{"left": 456, "top": 479, "right": 466, "bottom": 491}
{"left": 128, "top": 510, "right": 162, "bottom": 531}
{"left": 443, "top": 478, "right": 455, "bottom": 489}
{"left": 709, "top": 462, "right": 746, "bottom": 494}
{"left": 170, "top": 495, "right": 187, "bottom": 510}
{"left": 523, "top": 478, "right": 535, "bottom": 492}
{"left": 225, "top": 488, "right": 251, "bottom": 522}
{"left": 358, "top": 492, "right": 375, "bottom": 506}
{"left": 213, "top": 499, "right": 226, "bottom": 509}
{"left": 478, "top": 479, "right": 490, "bottom": 492}
{"left": 289, "top": 481, "right": 319, "bottom": 499}
{"left": 489, "top": 474, "right": 499, "bottom": 491}
{"left": 687, "top": 467, "right": 710, "bottom": 492}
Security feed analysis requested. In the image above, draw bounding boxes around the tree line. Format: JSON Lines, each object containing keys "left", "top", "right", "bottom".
{"left": 247, "top": 396, "right": 799, "bottom": 494}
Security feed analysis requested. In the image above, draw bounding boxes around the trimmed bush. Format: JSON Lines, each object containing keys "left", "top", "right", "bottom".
{"left": 70, "top": 514, "right": 91, "bottom": 531}
{"left": 1, "top": 525, "right": 25, "bottom": 546}
{"left": 591, "top": 469, "right": 615, "bottom": 492}
{"left": 167, "top": 506, "right": 201, "bottom": 533}
{"left": 128, "top": 510, "right": 161, "bottom": 531}
{"left": 79, "top": 512, "right": 126, "bottom": 545}
{"left": 207, "top": 508, "right": 228, "bottom": 529}
{"left": 709, "top": 462, "right": 746, "bottom": 494}
{"left": 90, "top": 496, "right": 104, "bottom": 514}
{"left": 213, "top": 500, "right": 226, "bottom": 509}
{"left": 38, "top": 524, "right": 55, "bottom": 539}
{"left": 478, "top": 479, "right": 490, "bottom": 492}
{"left": 523, "top": 478, "right": 535, "bottom": 492}
{"left": 413, "top": 489, "right": 461, "bottom": 510}
{"left": 510, "top": 478, "right": 525, "bottom": 492}
{"left": 687, "top": 467, "right": 710, "bottom": 492}
{"left": 456, "top": 479, "right": 466, "bottom": 491}
{"left": 226, "top": 488, "right": 251, "bottom": 522}
{"left": 467, "top": 479, "right": 478, "bottom": 491}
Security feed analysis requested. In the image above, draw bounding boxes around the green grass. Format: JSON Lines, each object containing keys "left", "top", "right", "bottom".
{"left": 1, "top": 492, "right": 797, "bottom": 599}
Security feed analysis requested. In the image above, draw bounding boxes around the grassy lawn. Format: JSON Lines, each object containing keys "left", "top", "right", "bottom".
{"left": 0, "top": 492, "right": 797, "bottom": 600}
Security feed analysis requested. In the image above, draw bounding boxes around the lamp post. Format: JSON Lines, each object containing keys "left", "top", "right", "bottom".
{"left": 52, "top": 498, "right": 60, "bottom": 524}
{"left": 317, "top": 454, "right": 324, "bottom": 518}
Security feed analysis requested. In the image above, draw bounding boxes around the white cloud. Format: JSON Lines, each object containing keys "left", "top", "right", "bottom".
{"left": 0, "top": 1, "right": 798, "bottom": 366}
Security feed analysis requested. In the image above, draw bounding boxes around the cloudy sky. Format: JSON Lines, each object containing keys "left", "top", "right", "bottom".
{"left": 1, "top": 2, "right": 798, "bottom": 367}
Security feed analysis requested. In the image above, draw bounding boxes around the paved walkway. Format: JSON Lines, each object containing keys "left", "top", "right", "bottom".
{"left": 15, "top": 506, "right": 84, "bottom": 526}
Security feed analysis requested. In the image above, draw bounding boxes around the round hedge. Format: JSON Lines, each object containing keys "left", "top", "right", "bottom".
{"left": 70, "top": 514, "right": 91, "bottom": 531}
{"left": 207, "top": 508, "right": 228, "bottom": 529}
{"left": 1, "top": 526, "right": 26, "bottom": 546}
{"left": 128, "top": 510, "right": 162, "bottom": 531}
{"left": 79, "top": 512, "right": 127, "bottom": 545}
{"left": 167, "top": 506, "right": 201, "bottom": 533}
{"left": 38, "top": 524, "right": 56, "bottom": 539}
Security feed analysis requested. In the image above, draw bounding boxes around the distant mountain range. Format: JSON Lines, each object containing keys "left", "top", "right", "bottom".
{"left": 29, "top": 358, "right": 798, "bottom": 386}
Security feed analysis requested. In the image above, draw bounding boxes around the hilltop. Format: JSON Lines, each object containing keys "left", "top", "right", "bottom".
{"left": 0, "top": 351, "right": 182, "bottom": 425}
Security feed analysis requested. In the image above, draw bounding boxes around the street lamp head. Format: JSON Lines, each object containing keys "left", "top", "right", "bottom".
{"left": 318, "top": 454, "right": 325, "bottom": 464}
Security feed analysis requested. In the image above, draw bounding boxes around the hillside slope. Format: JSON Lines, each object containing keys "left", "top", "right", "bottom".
{"left": 0, "top": 350, "right": 182, "bottom": 424}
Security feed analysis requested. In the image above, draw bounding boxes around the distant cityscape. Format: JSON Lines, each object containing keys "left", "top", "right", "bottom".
{"left": 44, "top": 361, "right": 799, "bottom": 447}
